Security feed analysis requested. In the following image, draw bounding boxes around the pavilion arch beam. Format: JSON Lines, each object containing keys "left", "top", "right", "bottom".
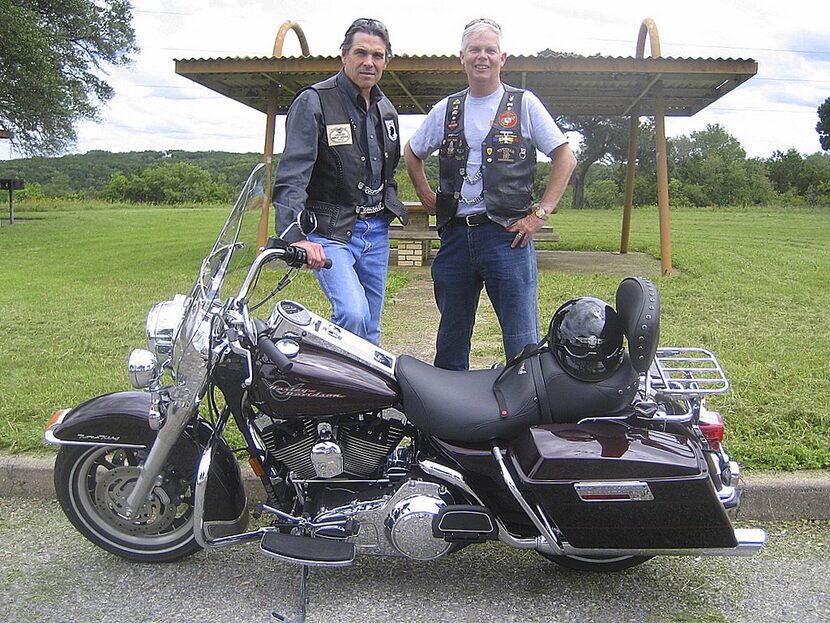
{"left": 259, "top": 21, "right": 311, "bottom": 252}
{"left": 621, "top": 17, "right": 672, "bottom": 277}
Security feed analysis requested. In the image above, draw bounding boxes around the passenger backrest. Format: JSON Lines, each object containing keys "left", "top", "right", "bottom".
{"left": 615, "top": 277, "right": 660, "bottom": 373}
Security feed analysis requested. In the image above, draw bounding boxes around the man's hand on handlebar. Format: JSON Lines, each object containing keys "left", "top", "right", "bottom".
{"left": 291, "top": 240, "right": 328, "bottom": 271}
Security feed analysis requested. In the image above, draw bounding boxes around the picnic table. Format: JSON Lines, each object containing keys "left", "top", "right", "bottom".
{"left": 391, "top": 201, "right": 560, "bottom": 266}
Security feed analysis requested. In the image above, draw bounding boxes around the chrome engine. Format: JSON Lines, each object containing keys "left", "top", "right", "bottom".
{"left": 254, "top": 412, "right": 406, "bottom": 480}
{"left": 253, "top": 413, "right": 454, "bottom": 560}
{"left": 313, "top": 479, "right": 453, "bottom": 561}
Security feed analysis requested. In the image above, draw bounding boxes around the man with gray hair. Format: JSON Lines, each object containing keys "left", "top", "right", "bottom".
{"left": 405, "top": 18, "right": 576, "bottom": 370}
{"left": 273, "top": 18, "right": 408, "bottom": 345}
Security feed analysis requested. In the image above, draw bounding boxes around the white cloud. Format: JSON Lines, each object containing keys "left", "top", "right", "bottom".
{"left": 4, "top": 0, "right": 829, "bottom": 159}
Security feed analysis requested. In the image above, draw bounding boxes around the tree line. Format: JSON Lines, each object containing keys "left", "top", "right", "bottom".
{"left": 2, "top": 4, "right": 827, "bottom": 209}
{"left": 0, "top": 150, "right": 262, "bottom": 202}
{"left": 2, "top": 124, "right": 829, "bottom": 208}
{"left": 536, "top": 121, "right": 830, "bottom": 209}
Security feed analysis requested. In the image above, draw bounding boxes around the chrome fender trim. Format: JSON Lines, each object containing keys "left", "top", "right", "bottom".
{"left": 193, "top": 443, "right": 255, "bottom": 550}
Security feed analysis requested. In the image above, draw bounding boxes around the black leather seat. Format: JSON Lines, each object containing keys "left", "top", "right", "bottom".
{"left": 395, "top": 355, "right": 540, "bottom": 443}
{"left": 395, "top": 277, "right": 661, "bottom": 442}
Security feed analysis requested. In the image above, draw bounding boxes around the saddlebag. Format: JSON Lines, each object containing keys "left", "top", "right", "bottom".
{"left": 492, "top": 349, "right": 638, "bottom": 424}
{"left": 509, "top": 421, "right": 737, "bottom": 549}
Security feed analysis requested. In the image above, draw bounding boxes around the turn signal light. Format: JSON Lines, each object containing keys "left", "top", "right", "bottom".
{"left": 45, "top": 409, "right": 70, "bottom": 430}
{"left": 698, "top": 408, "right": 725, "bottom": 451}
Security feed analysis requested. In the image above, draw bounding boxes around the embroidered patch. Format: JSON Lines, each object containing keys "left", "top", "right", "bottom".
{"left": 498, "top": 111, "right": 518, "bottom": 129}
{"left": 496, "top": 147, "right": 516, "bottom": 163}
{"left": 441, "top": 134, "right": 466, "bottom": 160}
{"left": 384, "top": 119, "right": 398, "bottom": 142}
{"left": 326, "top": 123, "right": 353, "bottom": 146}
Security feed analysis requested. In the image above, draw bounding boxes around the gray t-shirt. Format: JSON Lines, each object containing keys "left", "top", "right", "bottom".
{"left": 408, "top": 85, "right": 568, "bottom": 217}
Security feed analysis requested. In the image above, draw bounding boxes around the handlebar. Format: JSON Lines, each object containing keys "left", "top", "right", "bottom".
{"left": 266, "top": 237, "right": 332, "bottom": 270}
{"left": 284, "top": 244, "right": 333, "bottom": 270}
{"left": 236, "top": 238, "right": 331, "bottom": 303}
{"left": 258, "top": 335, "right": 294, "bottom": 373}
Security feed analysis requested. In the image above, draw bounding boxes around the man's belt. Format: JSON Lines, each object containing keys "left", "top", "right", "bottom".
{"left": 356, "top": 203, "right": 386, "bottom": 219}
{"left": 452, "top": 212, "right": 490, "bottom": 227}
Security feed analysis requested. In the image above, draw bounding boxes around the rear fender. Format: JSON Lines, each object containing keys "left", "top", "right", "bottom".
{"left": 45, "top": 391, "right": 156, "bottom": 448}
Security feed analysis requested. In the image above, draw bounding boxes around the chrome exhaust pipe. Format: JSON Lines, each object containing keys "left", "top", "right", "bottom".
{"left": 544, "top": 528, "right": 767, "bottom": 558}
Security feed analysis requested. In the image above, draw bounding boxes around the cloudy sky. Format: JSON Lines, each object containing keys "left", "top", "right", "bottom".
{"left": 4, "top": 0, "right": 829, "bottom": 160}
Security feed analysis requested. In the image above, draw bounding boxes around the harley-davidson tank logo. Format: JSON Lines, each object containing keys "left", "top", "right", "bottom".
{"left": 267, "top": 380, "right": 346, "bottom": 402}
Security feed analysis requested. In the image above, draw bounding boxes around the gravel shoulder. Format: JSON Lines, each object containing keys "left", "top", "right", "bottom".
{"left": 2, "top": 498, "right": 827, "bottom": 623}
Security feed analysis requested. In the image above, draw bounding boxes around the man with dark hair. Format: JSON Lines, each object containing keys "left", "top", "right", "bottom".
{"left": 273, "top": 18, "right": 407, "bottom": 345}
{"left": 405, "top": 18, "right": 576, "bottom": 370}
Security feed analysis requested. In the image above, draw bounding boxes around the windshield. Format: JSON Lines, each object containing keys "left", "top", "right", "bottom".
{"left": 169, "top": 163, "right": 268, "bottom": 408}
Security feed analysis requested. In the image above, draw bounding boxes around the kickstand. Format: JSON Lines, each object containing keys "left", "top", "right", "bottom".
{"left": 272, "top": 565, "right": 310, "bottom": 623}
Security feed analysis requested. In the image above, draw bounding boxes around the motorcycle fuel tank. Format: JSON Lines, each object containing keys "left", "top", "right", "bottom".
{"left": 251, "top": 341, "right": 398, "bottom": 417}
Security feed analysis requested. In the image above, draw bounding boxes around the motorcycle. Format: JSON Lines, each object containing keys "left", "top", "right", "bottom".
{"left": 45, "top": 164, "right": 765, "bottom": 622}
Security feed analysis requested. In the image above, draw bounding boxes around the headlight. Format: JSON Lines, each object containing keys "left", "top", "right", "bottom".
{"left": 128, "top": 349, "right": 160, "bottom": 389}
{"left": 146, "top": 294, "right": 187, "bottom": 358}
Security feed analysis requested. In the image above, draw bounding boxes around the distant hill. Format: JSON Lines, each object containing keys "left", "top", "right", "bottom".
{"left": 0, "top": 150, "right": 265, "bottom": 197}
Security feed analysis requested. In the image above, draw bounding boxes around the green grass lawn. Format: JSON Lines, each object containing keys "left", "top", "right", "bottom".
{"left": 1, "top": 202, "right": 828, "bottom": 471}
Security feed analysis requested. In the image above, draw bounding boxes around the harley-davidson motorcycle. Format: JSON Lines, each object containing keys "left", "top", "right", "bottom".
{"left": 45, "top": 164, "right": 765, "bottom": 621}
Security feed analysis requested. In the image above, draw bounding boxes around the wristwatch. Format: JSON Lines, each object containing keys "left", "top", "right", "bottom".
{"left": 533, "top": 206, "right": 549, "bottom": 221}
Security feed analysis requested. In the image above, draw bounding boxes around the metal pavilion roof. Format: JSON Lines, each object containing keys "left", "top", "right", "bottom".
{"left": 174, "top": 53, "right": 758, "bottom": 118}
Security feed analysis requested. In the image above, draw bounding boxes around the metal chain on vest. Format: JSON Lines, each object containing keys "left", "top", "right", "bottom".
{"left": 357, "top": 181, "right": 385, "bottom": 196}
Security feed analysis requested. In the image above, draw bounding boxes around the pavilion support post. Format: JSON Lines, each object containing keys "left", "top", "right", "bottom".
{"left": 256, "top": 21, "right": 310, "bottom": 253}
{"left": 257, "top": 93, "right": 278, "bottom": 252}
{"left": 654, "top": 82, "right": 672, "bottom": 276}
{"left": 620, "top": 111, "right": 639, "bottom": 254}
{"left": 626, "top": 17, "right": 672, "bottom": 275}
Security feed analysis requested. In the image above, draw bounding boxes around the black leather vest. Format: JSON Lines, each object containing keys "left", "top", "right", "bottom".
{"left": 304, "top": 76, "right": 407, "bottom": 242}
{"left": 436, "top": 85, "right": 536, "bottom": 229}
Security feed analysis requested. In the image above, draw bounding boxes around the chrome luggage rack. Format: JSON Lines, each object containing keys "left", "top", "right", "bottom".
{"left": 647, "top": 347, "right": 730, "bottom": 398}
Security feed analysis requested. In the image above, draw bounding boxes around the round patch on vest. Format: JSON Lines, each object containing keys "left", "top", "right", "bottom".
{"left": 498, "top": 111, "right": 518, "bottom": 129}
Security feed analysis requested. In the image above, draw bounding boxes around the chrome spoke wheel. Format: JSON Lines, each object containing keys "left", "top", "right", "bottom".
{"left": 55, "top": 445, "right": 201, "bottom": 562}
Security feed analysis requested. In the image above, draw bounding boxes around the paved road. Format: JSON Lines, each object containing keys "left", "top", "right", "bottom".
{"left": 1, "top": 498, "right": 827, "bottom": 623}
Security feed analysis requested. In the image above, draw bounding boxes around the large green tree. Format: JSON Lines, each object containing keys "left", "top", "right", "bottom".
{"left": 671, "top": 124, "right": 772, "bottom": 206}
{"left": 0, "top": 0, "right": 137, "bottom": 155}
{"left": 818, "top": 97, "right": 830, "bottom": 152}
{"left": 555, "top": 115, "right": 630, "bottom": 209}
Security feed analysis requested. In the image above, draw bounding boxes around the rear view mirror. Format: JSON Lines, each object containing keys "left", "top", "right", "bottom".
{"left": 298, "top": 210, "right": 318, "bottom": 236}
{"left": 278, "top": 210, "right": 318, "bottom": 240}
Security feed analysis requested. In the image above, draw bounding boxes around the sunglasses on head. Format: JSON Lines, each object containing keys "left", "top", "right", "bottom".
{"left": 464, "top": 18, "right": 501, "bottom": 31}
{"left": 347, "top": 18, "right": 388, "bottom": 35}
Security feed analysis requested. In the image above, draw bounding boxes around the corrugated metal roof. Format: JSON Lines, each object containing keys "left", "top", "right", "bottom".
{"left": 175, "top": 53, "right": 757, "bottom": 117}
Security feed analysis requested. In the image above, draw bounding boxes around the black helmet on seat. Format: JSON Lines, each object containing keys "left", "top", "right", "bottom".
{"left": 549, "top": 297, "right": 624, "bottom": 382}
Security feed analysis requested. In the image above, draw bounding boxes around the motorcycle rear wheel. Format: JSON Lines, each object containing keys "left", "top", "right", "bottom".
{"left": 538, "top": 551, "right": 652, "bottom": 572}
{"left": 54, "top": 445, "right": 202, "bottom": 562}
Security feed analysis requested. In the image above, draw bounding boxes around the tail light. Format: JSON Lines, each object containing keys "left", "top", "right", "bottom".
{"left": 698, "top": 407, "right": 724, "bottom": 450}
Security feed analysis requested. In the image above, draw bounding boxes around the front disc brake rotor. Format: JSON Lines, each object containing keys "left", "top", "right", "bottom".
{"left": 94, "top": 465, "right": 177, "bottom": 535}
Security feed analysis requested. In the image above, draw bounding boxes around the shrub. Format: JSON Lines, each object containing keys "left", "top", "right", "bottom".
{"left": 584, "top": 179, "right": 621, "bottom": 209}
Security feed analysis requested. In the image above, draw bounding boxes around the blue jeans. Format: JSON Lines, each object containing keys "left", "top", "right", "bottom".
{"left": 431, "top": 220, "right": 540, "bottom": 370}
{"left": 308, "top": 215, "right": 389, "bottom": 345}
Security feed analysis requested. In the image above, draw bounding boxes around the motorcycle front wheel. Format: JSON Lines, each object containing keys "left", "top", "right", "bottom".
{"left": 538, "top": 551, "right": 652, "bottom": 572}
{"left": 54, "top": 445, "right": 202, "bottom": 562}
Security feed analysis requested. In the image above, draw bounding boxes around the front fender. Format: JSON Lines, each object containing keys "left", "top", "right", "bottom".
{"left": 45, "top": 391, "right": 155, "bottom": 448}
{"left": 46, "top": 391, "right": 248, "bottom": 531}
